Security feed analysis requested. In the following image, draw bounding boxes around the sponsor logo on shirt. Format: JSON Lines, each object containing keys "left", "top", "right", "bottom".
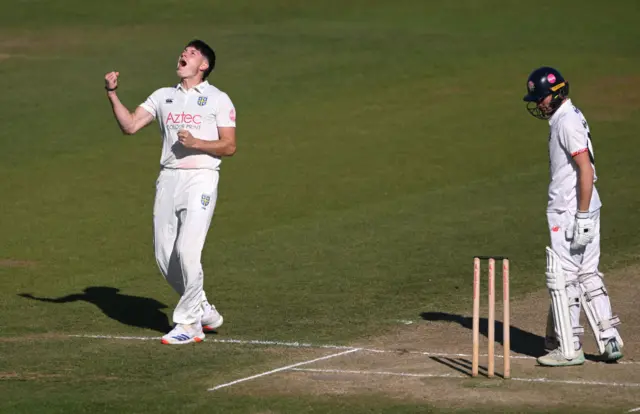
{"left": 165, "top": 99, "right": 173, "bottom": 104}
{"left": 165, "top": 112, "right": 202, "bottom": 130}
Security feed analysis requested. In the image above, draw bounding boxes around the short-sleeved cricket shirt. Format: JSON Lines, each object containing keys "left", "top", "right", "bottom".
{"left": 140, "top": 81, "right": 236, "bottom": 170}
{"left": 547, "top": 99, "right": 601, "bottom": 213}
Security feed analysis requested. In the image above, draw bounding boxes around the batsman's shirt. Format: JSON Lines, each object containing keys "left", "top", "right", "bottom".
{"left": 139, "top": 81, "right": 236, "bottom": 170}
{"left": 547, "top": 99, "right": 601, "bottom": 213}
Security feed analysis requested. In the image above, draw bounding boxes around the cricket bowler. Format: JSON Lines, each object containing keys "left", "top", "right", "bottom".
{"left": 105, "top": 39, "right": 236, "bottom": 344}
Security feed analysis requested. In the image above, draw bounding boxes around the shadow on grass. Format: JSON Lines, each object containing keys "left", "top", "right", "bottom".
{"left": 19, "top": 287, "right": 171, "bottom": 333}
{"left": 420, "top": 311, "right": 605, "bottom": 363}
{"left": 420, "top": 311, "right": 545, "bottom": 358}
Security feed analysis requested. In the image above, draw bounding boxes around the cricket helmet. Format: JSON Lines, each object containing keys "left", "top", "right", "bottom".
{"left": 523, "top": 66, "right": 570, "bottom": 120}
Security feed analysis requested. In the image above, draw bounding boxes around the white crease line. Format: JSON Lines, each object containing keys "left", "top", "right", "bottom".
{"left": 206, "top": 338, "right": 354, "bottom": 350}
{"left": 293, "top": 368, "right": 640, "bottom": 388}
{"left": 627, "top": 407, "right": 640, "bottom": 412}
{"left": 511, "top": 377, "right": 640, "bottom": 388}
{"left": 68, "top": 335, "right": 523, "bottom": 358}
{"left": 292, "top": 368, "right": 464, "bottom": 379}
{"left": 207, "top": 348, "right": 361, "bottom": 392}
{"left": 361, "top": 347, "right": 533, "bottom": 360}
{"left": 70, "top": 334, "right": 159, "bottom": 341}
{"left": 69, "top": 334, "right": 639, "bottom": 364}
{"left": 359, "top": 347, "right": 638, "bottom": 365}
{"left": 70, "top": 334, "right": 353, "bottom": 349}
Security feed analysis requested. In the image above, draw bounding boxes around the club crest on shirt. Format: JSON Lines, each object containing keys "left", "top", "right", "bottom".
{"left": 197, "top": 97, "right": 208, "bottom": 106}
{"left": 201, "top": 194, "right": 211, "bottom": 208}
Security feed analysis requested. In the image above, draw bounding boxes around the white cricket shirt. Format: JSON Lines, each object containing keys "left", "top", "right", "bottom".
{"left": 139, "top": 81, "right": 236, "bottom": 170}
{"left": 547, "top": 99, "right": 601, "bottom": 213}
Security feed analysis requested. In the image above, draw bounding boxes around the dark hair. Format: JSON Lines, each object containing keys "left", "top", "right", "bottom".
{"left": 186, "top": 39, "right": 216, "bottom": 80}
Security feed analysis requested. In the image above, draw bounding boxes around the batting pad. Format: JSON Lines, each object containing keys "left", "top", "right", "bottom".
{"left": 545, "top": 246, "right": 577, "bottom": 360}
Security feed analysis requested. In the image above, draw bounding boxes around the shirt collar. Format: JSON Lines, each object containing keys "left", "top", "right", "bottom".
{"left": 176, "top": 80, "right": 210, "bottom": 93}
{"left": 549, "top": 99, "right": 571, "bottom": 125}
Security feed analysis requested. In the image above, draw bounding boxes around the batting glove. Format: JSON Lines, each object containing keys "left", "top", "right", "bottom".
{"left": 570, "top": 210, "right": 595, "bottom": 250}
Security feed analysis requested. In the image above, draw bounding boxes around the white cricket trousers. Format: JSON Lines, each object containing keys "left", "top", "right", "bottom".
{"left": 153, "top": 168, "right": 219, "bottom": 325}
{"left": 547, "top": 209, "right": 619, "bottom": 344}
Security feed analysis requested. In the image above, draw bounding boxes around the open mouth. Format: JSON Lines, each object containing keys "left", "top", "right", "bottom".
{"left": 178, "top": 58, "right": 187, "bottom": 68}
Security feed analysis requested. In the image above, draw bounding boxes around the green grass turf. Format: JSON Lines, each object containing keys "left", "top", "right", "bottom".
{"left": 0, "top": 0, "right": 639, "bottom": 412}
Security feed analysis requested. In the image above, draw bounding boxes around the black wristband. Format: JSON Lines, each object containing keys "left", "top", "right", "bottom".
{"left": 105, "top": 86, "right": 118, "bottom": 92}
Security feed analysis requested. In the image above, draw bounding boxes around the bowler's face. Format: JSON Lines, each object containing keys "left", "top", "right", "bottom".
{"left": 176, "top": 46, "right": 207, "bottom": 79}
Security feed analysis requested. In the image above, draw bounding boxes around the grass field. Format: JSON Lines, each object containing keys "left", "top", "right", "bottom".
{"left": 1, "top": 1, "right": 640, "bottom": 412}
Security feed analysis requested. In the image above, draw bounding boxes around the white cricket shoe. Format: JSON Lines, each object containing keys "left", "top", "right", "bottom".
{"left": 161, "top": 323, "right": 205, "bottom": 345}
{"left": 537, "top": 348, "right": 585, "bottom": 367}
{"left": 201, "top": 302, "right": 224, "bottom": 333}
{"left": 597, "top": 338, "right": 623, "bottom": 362}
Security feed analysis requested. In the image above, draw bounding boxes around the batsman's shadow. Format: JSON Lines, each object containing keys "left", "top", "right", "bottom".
{"left": 19, "top": 286, "right": 171, "bottom": 333}
{"left": 420, "top": 311, "right": 545, "bottom": 358}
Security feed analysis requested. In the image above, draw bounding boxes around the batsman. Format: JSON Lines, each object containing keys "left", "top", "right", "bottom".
{"left": 523, "top": 67, "right": 624, "bottom": 366}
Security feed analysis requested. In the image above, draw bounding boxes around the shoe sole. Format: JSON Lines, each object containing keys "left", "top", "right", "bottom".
{"left": 161, "top": 336, "right": 205, "bottom": 345}
{"left": 597, "top": 353, "right": 623, "bottom": 363}
{"left": 537, "top": 358, "right": 585, "bottom": 367}
{"left": 202, "top": 316, "right": 223, "bottom": 333}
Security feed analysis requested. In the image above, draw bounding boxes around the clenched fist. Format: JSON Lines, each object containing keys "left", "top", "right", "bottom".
{"left": 177, "top": 130, "right": 200, "bottom": 149}
{"left": 104, "top": 71, "right": 120, "bottom": 91}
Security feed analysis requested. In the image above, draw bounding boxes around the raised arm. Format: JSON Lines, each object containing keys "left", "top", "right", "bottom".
{"left": 105, "top": 71, "right": 154, "bottom": 135}
{"left": 19, "top": 293, "right": 82, "bottom": 303}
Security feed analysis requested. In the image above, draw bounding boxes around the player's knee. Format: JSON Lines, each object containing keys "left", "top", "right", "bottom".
{"left": 578, "top": 272, "right": 605, "bottom": 287}
{"left": 578, "top": 272, "right": 607, "bottom": 299}
{"left": 175, "top": 245, "right": 200, "bottom": 266}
